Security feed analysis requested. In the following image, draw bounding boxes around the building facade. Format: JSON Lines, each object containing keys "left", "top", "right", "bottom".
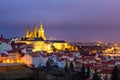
{"left": 26, "top": 22, "right": 46, "bottom": 40}
{"left": 21, "top": 23, "right": 77, "bottom": 53}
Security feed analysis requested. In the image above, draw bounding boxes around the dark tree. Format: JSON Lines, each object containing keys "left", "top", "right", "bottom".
{"left": 46, "top": 59, "right": 50, "bottom": 70}
{"left": 92, "top": 68, "right": 100, "bottom": 80}
{"left": 86, "top": 66, "right": 90, "bottom": 79}
{"left": 54, "top": 63, "right": 58, "bottom": 69}
{"left": 64, "top": 61, "right": 69, "bottom": 71}
{"left": 69, "top": 61, "right": 74, "bottom": 72}
{"left": 80, "top": 63, "right": 86, "bottom": 80}
{"left": 76, "top": 70, "right": 81, "bottom": 80}
{"left": 104, "top": 75, "right": 108, "bottom": 80}
{"left": 33, "top": 69, "right": 39, "bottom": 80}
{"left": 111, "top": 66, "right": 119, "bottom": 80}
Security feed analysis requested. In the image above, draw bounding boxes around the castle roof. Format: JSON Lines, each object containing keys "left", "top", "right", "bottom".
{"left": 46, "top": 40, "right": 66, "bottom": 43}
{"left": 21, "top": 37, "right": 44, "bottom": 41}
{"left": 30, "top": 52, "right": 40, "bottom": 58}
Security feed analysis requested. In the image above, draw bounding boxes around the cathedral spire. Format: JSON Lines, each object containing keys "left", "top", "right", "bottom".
{"left": 26, "top": 25, "right": 30, "bottom": 31}
{"left": 38, "top": 22, "right": 46, "bottom": 40}
{"left": 40, "top": 22, "right": 43, "bottom": 31}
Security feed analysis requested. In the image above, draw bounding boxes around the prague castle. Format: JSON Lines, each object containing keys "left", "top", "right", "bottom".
{"left": 21, "top": 23, "right": 77, "bottom": 53}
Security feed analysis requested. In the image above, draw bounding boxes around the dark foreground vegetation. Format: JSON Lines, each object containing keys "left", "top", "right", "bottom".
{"left": 1, "top": 64, "right": 120, "bottom": 80}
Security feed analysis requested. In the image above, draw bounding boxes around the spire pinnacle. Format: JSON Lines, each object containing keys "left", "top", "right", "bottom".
{"left": 40, "top": 21, "right": 43, "bottom": 30}
{"left": 26, "top": 25, "right": 30, "bottom": 31}
{"left": 33, "top": 25, "right": 37, "bottom": 30}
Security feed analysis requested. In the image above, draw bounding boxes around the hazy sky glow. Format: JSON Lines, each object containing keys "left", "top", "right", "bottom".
{"left": 1, "top": 0, "right": 120, "bottom": 42}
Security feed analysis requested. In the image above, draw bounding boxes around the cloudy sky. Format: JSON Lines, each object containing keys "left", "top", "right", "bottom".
{"left": 0, "top": 0, "right": 120, "bottom": 42}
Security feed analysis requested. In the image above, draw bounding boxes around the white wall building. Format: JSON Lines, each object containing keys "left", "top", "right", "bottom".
{"left": 22, "top": 52, "right": 40, "bottom": 68}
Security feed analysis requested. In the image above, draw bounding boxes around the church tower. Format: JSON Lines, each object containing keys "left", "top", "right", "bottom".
{"left": 26, "top": 25, "right": 30, "bottom": 38}
{"left": 32, "top": 25, "right": 37, "bottom": 38}
{"left": 38, "top": 22, "right": 46, "bottom": 40}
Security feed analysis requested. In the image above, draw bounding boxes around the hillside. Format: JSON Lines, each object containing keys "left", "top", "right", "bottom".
{"left": 0, "top": 65, "right": 33, "bottom": 80}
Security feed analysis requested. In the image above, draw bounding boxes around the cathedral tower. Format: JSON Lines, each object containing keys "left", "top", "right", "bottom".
{"left": 32, "top": 25, "right": 37, "bottom": 38}
{"left": 26, "top": 25, "right": 30, "bottom": 38}
{"left": 38, "top": 22, "right": 46, "bottom": 40}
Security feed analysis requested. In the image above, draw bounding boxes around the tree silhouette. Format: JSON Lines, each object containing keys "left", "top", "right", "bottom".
{"left": 46, "top": 59, "right": 50, "bottom": 70}
{"left": 54, "top": 63, "right": 58, "bottom": 69}
{"left": 104, "top": 75, "right": 108, "bottom": 80}
{"left": 80, "top": 63, "right": 86, "bottom": 80}
{"left": 92, "top": 68, "right": 100, "bottom": 80}
{"left": 64, "top": 61, "right": 69, "bottom": 71}
{"left": 69, "top": 61, "right": 74, "bottom": 72}
{"left": 86, "top": 66, "right": 90, "bottom": 79}
{"left": 111, "top": 66, "right": 120, "bottom": 80}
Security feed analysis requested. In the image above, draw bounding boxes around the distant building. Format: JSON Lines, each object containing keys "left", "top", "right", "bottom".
{"left": 22, "top": 52, "right": 40, "bottom": 68}
{"left": 20, "top": 22, "right": 77, "bottom": 53}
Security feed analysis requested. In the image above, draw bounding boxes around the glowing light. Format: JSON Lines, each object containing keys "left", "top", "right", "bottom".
{"left": 17, "top": 59, "right": 20, "bottom": 63}
{"left": 2, "top": 59, "right": 25, "bottom": 64}
{"left": 6, "top": 59, "right": 10, "bottom": 63}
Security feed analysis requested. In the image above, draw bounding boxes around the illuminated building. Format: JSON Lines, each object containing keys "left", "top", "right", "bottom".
{"left": 21, "top": 22, "right": 77, "bottom": 53}
{"left": 25, "top": 22, "right": 46, "bottom": 40}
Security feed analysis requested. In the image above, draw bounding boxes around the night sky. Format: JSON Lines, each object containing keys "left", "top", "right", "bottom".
{"left": 1, "top": 0, "right": 120, "bottom": 42}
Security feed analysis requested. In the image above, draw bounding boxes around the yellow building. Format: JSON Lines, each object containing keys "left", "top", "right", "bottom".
{"left": 21, "top": 23, "right": 77, "bottom": 53}
{"left": 25, "top": 22, "right": 46, "bottom": 40}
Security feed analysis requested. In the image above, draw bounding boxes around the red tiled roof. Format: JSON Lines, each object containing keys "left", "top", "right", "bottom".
{"left": 58, "top": 53, "right": 64, "bottom": 57}
{"left": 7, "top": 49, "right": 18, "bottom": 53}
{"left": 101, "top": 61, "right": 115, "bottom": 65}
{"left": 66, "top": 53, "right": 73, "bottom": 57}
{"left": 59, "top": 57, "right": 69, "bottom": 61}
{"left": 12, "top": 42, "right": 26, "bottom": 46}
{"left": 100, "top": 69, "right": 112, "bottom": 74}
{"left": 0, "top": 38, "right": 9, "bottom": 42}
{"left": 30, "top": 52, "right": 40, "bottom": 58}
{"left": 39, "top": 52, "right": 49, "bottom": 58}
{"left": 117, "top": 64, "right": 120, "bottom": 70}
{"left": 74, "top": 67, "right": 80, "bottom": 69}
